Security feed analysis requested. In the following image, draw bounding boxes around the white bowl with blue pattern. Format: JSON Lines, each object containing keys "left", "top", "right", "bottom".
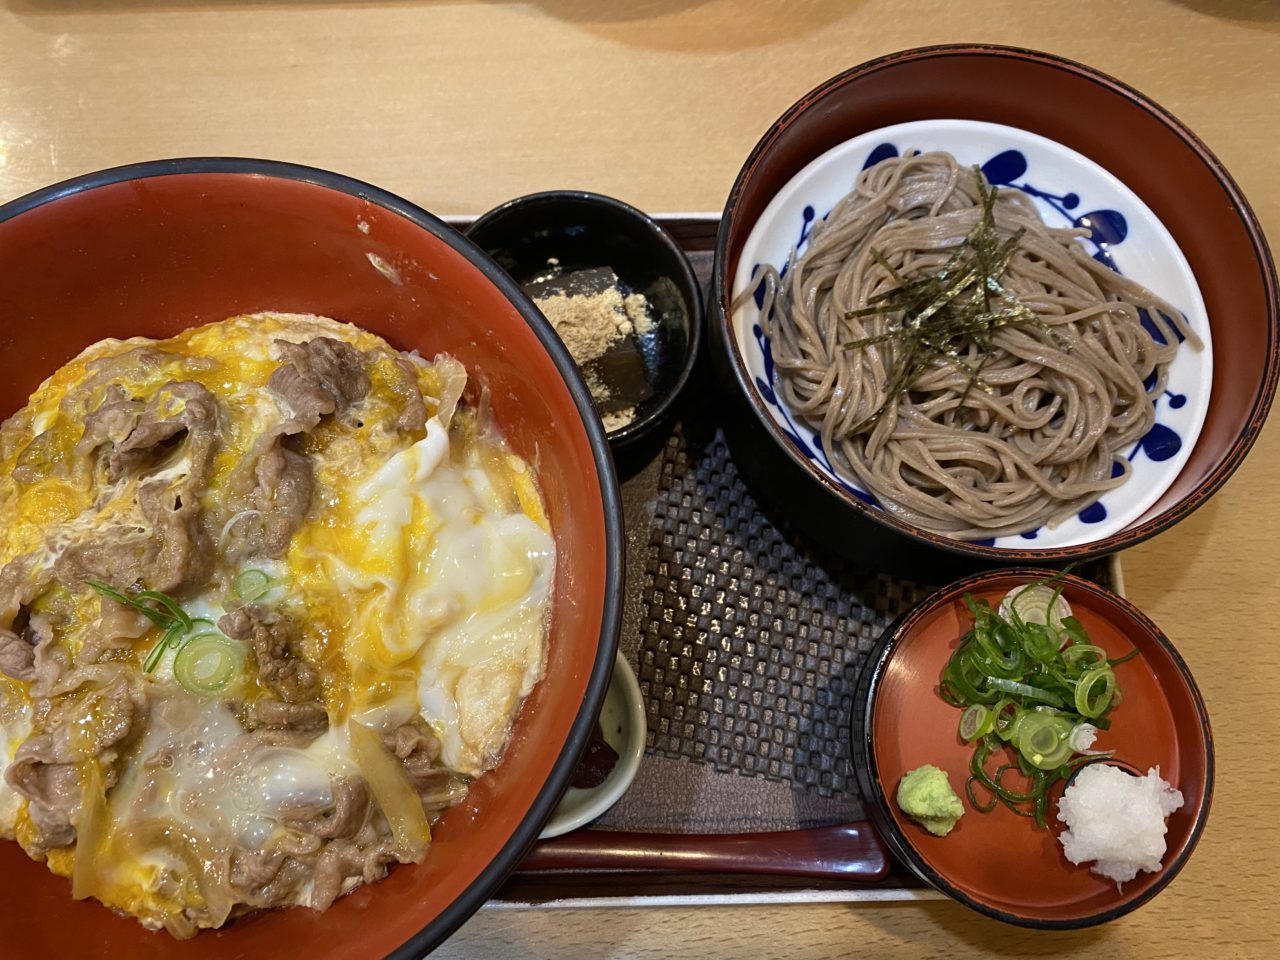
{"left": 729, "top": 120, "right": 1213, "bottom": 549}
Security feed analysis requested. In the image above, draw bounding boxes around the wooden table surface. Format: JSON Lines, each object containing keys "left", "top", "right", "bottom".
{"left": 2, "top": 1, "right": 1277, "bottom": 957}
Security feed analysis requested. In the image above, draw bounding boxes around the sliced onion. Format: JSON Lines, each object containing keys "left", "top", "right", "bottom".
{"left": 110, "top": 817, "right": 235, "bottom": 928}
{"left": 348, "top": 719, "right": 431, "bottom": 860}
{"left": 71, "top": 761, "right": 108, "bottom": 900}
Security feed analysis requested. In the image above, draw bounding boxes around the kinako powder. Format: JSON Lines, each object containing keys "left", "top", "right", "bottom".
{"left": 534, "top": 284, "right": 654, "bottom": 432}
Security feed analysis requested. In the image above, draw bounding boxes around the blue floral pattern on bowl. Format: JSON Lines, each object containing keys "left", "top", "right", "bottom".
{"left": 732, "top": 120, "right": 1212, "bottom": 550}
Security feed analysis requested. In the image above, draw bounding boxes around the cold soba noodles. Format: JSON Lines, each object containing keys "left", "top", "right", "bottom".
{"left": 742, "top": 152, "right": 1200, "bottom": 540}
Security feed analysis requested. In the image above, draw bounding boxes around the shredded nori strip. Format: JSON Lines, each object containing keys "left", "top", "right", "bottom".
{"left": 841, "top": 171, "right": 1065, "bottom": 432}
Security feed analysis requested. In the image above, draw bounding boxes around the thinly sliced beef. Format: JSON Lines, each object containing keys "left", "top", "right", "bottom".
{"left": 384, "top": 721, "right": 442, "bottom": 765}
{"left": 7, "top": 762, "right": 79, "bottom": 849}
{"left": 26, "top": 672, "right": 140, "bottom": 763}
{"left": 76, "top": 603, "right": 150, "bottom": 666}
{"left": 0, "top": 630, "right": 35, "bottom": 681}
{"left": 0, "top": 559, "right": 70, "bottom": 688}
{"left": 138, "top": 475, "right": 213, "bottom": 593}
{"left": 218, "top": 606, "right": 319, "bottom": 703}
{"left": 225, "top": 777, "right": 381, "bottom": 913}
{"left": 54, "top": 528, "right": 155, "bottom": 595}
{"left": 254, "top": 438, "right": 314, "bottom": 558}
{"left": 5, "top": 670, "right": 146, "bottom": 854}
{"left": 369, "top": 348, "right": 428, "bottom": 434}
{"left": 106, "top": 380, "right": 219, "bottom": 482}
{"left": 60, "top": 380, "right": 222, "bottom": 595}
{"left": 248, "top": 698, "right": 328, "bottom": 732}
{"left": 28, "top": 637, "right": 73, "bottom": 697}
{"left": 290, "top": 777, "right": 370, "bottom": 840}
{"left": 267, "top": 366, "right": 333, "bottom": 429}
{"left": 13, "top": 428, "right": 76, "bottom": 488}
{"left": 0, "top": 552, "right": 55, "bottom": 630}
{"left": 74, "top": 384, "right": 144, "bottom": 462}
{"left": 383, "top": 720, "right": 464, "bottom": 809}
{"left": 309, "top": 837, "right": 399, "bottom": 912}
{"left": 57, "top": 506, "right": 208, "bottom": 595}
{"left": 0, "top": 610, "right": 51, "bottom": 681}
{"left": 221, "top": 429, "right": 314, "bottom": 562}
{"left": 229, "top": 833, "right": 319, "bottom": 910}
{"left": 224, "top": 338, "right": 372, "bottom": 562}
{"left": 268, "top": 337, "right": 370, "bottom": 429}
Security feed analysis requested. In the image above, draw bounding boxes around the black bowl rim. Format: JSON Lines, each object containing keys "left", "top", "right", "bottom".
{"left": 0, "top": 157, "right": 626, "bottom": 959}
{"left": 711, "top": 42, "right": 1280, "bottom": 564}
{"left": 466, "top": 188, "right": 705, "bottom": 448}
{"left": 854, "top": 567, "right": 1215, "bottom": 929}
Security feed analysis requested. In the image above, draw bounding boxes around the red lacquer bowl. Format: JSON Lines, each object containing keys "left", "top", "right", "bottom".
{"left": 0, "top": 160, "right": 623, "bottom": 957}
{"left": 852, "top": 570, "right": 1213, "bottom": 927}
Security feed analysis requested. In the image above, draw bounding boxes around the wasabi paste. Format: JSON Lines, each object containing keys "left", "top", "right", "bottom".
{"left": 897, "top": 765, "right": 964, "bottom": 837}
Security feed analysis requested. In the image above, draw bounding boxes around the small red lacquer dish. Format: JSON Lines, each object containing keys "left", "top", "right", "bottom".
{"left": 852, "top": 569, "right": 1213, "bottom": 927}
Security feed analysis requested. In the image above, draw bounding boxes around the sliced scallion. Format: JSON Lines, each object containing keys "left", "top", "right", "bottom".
{"left": 1108, "top": 647, "right": 1142, "bottom": 667}
{"left": 958, "top": 704, "right": 992, "bottom": 742}
{"left": 86, "top": 580, "right": 221, "bottom": 677}
{"left": 940, "top": 574, "right": 1139, "bottom": 829}
{"left": 133, "top": 590, "right": 192, "bottom": 631}
{"left": 86, "top": 580, "right": 174, "bottom": 630}
{"left": 143, "top": 620, "right": 187, "bottom": 674}
{"left": 1014, "top": 713, "right": 1073, "bottom": 770}
{"left": 173, "top": 633, "right": 244, "bottom": 695}
{"left": 1074, "top": 666, "right": 1116, "bottom": 718}
{"left": 232, "top": 569, "right": 271, "bottom": 603}
{"left": 984, "top": 676, "right": 1065, "bottom": 707}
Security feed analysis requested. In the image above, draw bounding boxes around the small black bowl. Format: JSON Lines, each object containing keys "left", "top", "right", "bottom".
{"left": 466, "top": 191, "right": 703, "bottom": 451}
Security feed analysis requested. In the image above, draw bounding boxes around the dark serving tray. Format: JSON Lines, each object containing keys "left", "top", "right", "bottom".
{"left": 447, "top": 215, "right": 1122, "bottom": 910}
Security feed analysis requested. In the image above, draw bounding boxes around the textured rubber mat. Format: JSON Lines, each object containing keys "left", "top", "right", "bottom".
{"left": 635, "top": 424, "right": 932, "bottom": 799}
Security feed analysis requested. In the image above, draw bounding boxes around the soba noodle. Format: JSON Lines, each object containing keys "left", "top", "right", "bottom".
{"left": 741, "top": 151, "right": 1199, "bottom": 540}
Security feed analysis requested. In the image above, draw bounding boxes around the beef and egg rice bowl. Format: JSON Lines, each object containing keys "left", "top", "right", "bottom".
{"left": 0, "top": 312, "right": 556, "bottom": 937}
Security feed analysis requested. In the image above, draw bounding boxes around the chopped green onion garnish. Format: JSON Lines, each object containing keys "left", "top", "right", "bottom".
{"left": 133, "top": 590, "right": 192, "bottom": 631}
{"left": 143, "top": 620, "right": 187, "bottom": 674}
{"left": 983, "top": 677, "right": 1065, "bottom": 707}
{"left": 940, "top": 574, "right": 1140, "bottom": 828}
{"left": 958, "top": 704, "right": 992, "bottom": 742}
{"left": 965, "top": 776, "right": 998, "bottom": 814}
{"left": 173, "top": 634, "right": 244, "bottom": 695}
{"left": 232, "top": 569, "right": 271, "bottom": 603}
{"left": 1014, "top": 713, "right": 1073, "bottom": 770}
{"left": 990, "top": 699, "right": 1018, "bottom": 740}
{"left": 86, "top": 580, "right": 174, "bottom": 629}
{"left": 1061, "top": 644, "right": 1108, "bottom": 668}
{"left": 1108, "top": 647, "right": 1141, "bottom": 667}
{"left": 86, "top": 580, "right": 216, "bottom": 676}
{"left": 1074, "top": 666, "right": 1116, "bottom": 718}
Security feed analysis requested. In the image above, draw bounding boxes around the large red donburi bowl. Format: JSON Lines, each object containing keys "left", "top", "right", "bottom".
{"left": 0, "top": 159, "right": 623, "bottom": 958}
